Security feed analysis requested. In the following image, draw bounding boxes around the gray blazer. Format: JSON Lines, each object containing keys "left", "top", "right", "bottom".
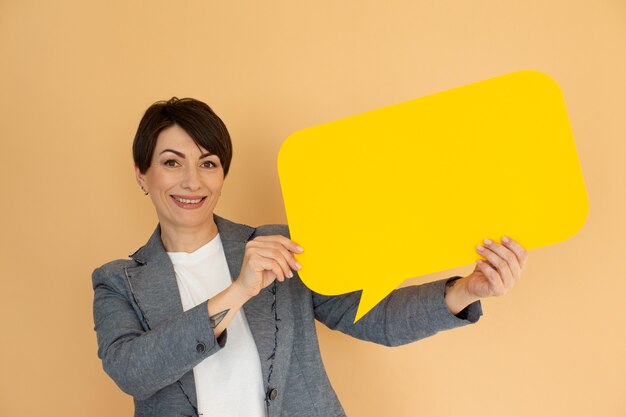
{"left": 92, "top": 214, "right": 481, "bottom": 417}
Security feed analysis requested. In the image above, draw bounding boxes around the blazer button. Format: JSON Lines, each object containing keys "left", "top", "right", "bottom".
{"left": 196, "top": 342, "right": 206, "bottom": 353}
{"left": 269, "top": 388, "right": 278, "bottom": 401}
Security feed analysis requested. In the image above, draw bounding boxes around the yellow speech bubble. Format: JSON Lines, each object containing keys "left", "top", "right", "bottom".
{"left": 277, "top": 70, "right": 588, "bottom": 322}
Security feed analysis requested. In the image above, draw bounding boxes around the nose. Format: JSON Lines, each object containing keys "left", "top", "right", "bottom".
{"left": 181, "top": 165, "right": 201, "bottom": 191}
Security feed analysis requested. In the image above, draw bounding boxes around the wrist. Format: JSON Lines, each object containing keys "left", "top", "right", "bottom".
{"left": 231, "top": 280, "right": 254, "bottom": 305}
{"left": 444, "top": 276, "right": 479, "bottom": 315}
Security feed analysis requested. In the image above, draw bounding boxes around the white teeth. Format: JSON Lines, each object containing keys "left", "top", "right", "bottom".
{"left": 174, "top": 197, "right": 203, "bottom": 204}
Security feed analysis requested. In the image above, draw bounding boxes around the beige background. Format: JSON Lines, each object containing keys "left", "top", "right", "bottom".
{"left": 1, "top": 1, "right": 624, "bottom": 416}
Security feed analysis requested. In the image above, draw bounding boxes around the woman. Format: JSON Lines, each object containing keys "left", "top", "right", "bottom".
{"left": 92, "top": 97, "right": 527, "bottom": 417}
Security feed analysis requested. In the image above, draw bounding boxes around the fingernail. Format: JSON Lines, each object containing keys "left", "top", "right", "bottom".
{"left": 295, "top": 262, "right": 302, "bottom": 270}
{"left": 483, "top": 239, "right": 493, "bottom": 245}
{"left": 477, "top": 245, "right": 484, "bottom": 252}
{"left": 502, "top": 236, "right": 510, "bottom": 243}
{"left": 296, "top": 246, "right": 304, "bottom": 253}
{"left": 477, "top": 259, "right": 484, "bottom": 264}
{"left": 288, "top": 271, "right": 293, "bottom": 278}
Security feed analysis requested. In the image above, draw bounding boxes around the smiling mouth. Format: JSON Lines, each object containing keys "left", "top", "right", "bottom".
{"left": 170, "top": 195, "right": 207, "bottom": 208}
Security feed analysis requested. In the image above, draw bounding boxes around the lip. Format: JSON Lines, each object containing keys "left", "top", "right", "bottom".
{"left": 170, "top": 195, "right": 207, "bottom": 209}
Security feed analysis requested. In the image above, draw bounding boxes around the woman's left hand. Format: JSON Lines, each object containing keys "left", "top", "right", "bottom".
{"left": 466, "top": 236, "right": 528, "bottom": 299}
{"left": 445, "top": 236, "right": 528, "bottom": 314}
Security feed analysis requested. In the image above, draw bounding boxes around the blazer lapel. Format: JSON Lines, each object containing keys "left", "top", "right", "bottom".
{"left": 124, "top": 224, "right": 202, "bottom": 408}
{"left": 215, "top": 216, "right": 294, "bottom": 395}
{"left": 124, "top": 214, "right": 294, "bottom": 409}
{"left": 125, "top": 224, "right": 182, "bottom": 330}
{"left": 213, "top": 216, "right": 296, "bottom": 401}
{"left": 125, "top": 214, "right": 255, "bottom": 328}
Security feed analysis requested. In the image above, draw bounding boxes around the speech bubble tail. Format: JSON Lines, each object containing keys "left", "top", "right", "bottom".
{"left": 354, "top": 280, "right": 403, "bottom": 323}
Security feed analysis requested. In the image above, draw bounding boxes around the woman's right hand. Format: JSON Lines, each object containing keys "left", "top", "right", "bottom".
{"left": 235, "top": 235, "right": 303, "bottom": 299}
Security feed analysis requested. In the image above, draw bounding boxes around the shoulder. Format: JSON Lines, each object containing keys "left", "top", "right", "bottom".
{"left": 92, "top": 225, "right": 161, "bottom": 294}
{"left": 91, "top": 258, "right": 137, "bottom": 290}
{"left": 94, "top": 258, "right": 136, "bottom": 274}
{"left": 215, "top": 213, "right": 290, "bottom": 239}
{"left": 253, "top": 223, "right": 290, "bottom": 238}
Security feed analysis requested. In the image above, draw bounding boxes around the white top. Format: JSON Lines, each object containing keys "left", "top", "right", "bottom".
{"left": 167, "top": 234, "right": 266, "bottom": 417}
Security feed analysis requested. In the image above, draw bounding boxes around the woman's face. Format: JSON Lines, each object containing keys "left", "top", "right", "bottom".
{"left": 135, "top": 124, "right": 224, "bottom": 234}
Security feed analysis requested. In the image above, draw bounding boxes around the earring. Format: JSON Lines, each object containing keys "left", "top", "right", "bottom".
{"left": 141, "top": 187, "right": 148, "bottom": 195}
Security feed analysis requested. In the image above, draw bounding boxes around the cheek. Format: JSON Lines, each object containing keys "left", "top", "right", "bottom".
{"left": 209, "top": 182, "right": 224, "bottom": 194}
{"left": 207, "top": 173, "right": 225, "bottom": 190}
{"left": 148, "top": 170, "right": 177, "bottom": 190}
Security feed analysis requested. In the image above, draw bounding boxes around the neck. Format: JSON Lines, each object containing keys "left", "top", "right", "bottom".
{"left": 159, "top": 218, "right": 218, "bottom": 253}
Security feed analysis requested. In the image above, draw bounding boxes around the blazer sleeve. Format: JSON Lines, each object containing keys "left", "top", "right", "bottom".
{"left": 261, "top": 222, "right": 482, "bottom": 347}
{"left": 92, "top": 264, "right": 227, "bottom": 400}
{"left": 312, "top": 278, "right": 482, "bottom": 347}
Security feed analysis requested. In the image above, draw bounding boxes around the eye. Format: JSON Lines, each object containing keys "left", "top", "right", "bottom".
{"left": 163, "top": 159, "right": 180, "bottom": 167}
{"left": 201, "top": 160, "right": 218, "bottom": 168}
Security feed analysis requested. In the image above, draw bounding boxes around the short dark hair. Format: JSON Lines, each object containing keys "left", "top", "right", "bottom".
{"left": 133, "top": 97, "right": 233, "bottom": 176}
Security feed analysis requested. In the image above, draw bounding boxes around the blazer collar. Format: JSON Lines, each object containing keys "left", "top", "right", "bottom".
{"left": 129, "top": 214, "right": 256, "bottom": 265}
{"left": 125, "top": 214, "right": 294, "bottom": 409}
{"left": 125, "top": 213, "right": 258, "bottom": 338}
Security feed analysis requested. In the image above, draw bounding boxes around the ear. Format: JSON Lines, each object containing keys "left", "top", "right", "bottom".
{"left": 135, "top": 165, "right": 147, "bottom": 191}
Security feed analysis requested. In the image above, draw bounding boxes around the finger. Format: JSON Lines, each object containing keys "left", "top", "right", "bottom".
{"left": 252, "top": 235, "right": 304, "bottom": 254}
{"left": 501, "top": 236, "right": 528, "bottom": 269}
{"left": 261, "top": 269, "right": 276, "bottom": 285}
{"left": 476, "top": 259, "right": 505, "bottom": 296}
{"left": 248, "top": 239, "right": 301, "bottom": 272}
{"left": 482, "top": 239, "right": 521, "bottom": 284}
{"left": 248, "top": 241, "right": 297, "bottom": 273}
{"left": 254, "top": 256, "right": 286, "bottom": 281}
{"left": 477, "top": 242, "right": 514, "bottom": 289}
{"left": 253, "top": 247, "right": 294, "bottom": 278}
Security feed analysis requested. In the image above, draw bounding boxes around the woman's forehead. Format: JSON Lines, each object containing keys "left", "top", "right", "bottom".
{"left": 155, "top": 125, "right": 212, "bottom": 156}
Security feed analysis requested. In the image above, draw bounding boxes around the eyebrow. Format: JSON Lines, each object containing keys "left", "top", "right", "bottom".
{"left": 159, "top": 149, "right": 214, "bottom": 159}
